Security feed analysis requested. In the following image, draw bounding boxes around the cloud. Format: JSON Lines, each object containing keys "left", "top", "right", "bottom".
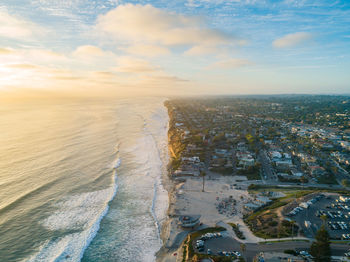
{"left": 114, "top": 57, "right": 159, "bottom": 73}
{"left": 187, "top": 0, "right": 258, "bottom": 7}
{"left": 273, "top": 32, "right": 313, "bottom": 48}
{"left": 93, "top": 71, "right": 116, "bottom": 78}
{"left": 0, "top": 47, "right": 15, "bottom": 55}
{"left": 141, "top": 74, "right": 188, "bottom": 83}
{"left": 96, "top": 4, "right": 236, "bottom": 48}
{"left": 0, "top": 10, "right": 46, "bottom": 40}
{"left": 125, "top": 44, "right": 170, "bottom": 57}
{"left": 0, "top": 47, "right": 68, "bottom": 67}
{"left": 73, "top": 45, "right": 107, "bottom": 57}
{"left": 5, "top": 63, "right": 40, "bottom": 69}
{"left": 27, "top": 49, "right": 67, "bottom": 61}
{"left": 184, "top": 45, "right": 219, "bottom": 56}
{"left": 209, "top": 58, "right": 251, "bottom": 69}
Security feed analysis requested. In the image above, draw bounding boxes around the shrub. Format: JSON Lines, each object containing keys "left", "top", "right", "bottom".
{"left": 284, "top": 249, "right": 298, "bottom": 256}
{"left": 268, "top": 221, "right": 278, "bottom": 227}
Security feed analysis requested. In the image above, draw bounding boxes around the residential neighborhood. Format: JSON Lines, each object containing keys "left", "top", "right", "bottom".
{"left": 163, "top": 96, "right": 350, "bottom": 262}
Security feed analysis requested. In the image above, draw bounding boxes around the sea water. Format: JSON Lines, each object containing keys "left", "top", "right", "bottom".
{"left": 0, "top": 97, "right": 169, "bottom": 262}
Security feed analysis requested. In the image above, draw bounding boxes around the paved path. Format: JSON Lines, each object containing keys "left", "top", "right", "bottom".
{"left": 217, "top": 221, "right": 309, "bottom": 244}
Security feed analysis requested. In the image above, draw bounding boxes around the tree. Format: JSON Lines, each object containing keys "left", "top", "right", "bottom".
{"left": 240, "top": 243, "right": 246, "bottom": 260}
{"left": 200, "top": 171, "right": 206, "bottom": 192}
{"left": 290, "top": 220, "right": 295, "bottom": 240}
{"left": 341, "top": 179, "right": 350, "bottom": 188}
{"left": 310, "top": 226, "right": 331, "bottom": 262}
{"left": 320, "top": 215, "right": 327, "bottom": 226}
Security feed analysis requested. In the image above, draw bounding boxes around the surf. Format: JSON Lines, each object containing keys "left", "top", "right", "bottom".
{"left": 26, "top": 158, "right": 120, "bottom": 262}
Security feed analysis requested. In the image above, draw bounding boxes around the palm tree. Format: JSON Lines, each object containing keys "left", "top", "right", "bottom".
{"left": 200, "top": 170, "right": 206, "bottom": 192}
{"left": 320, "top": 215, "right": 327, "bottom": 227}
{"left": 290, "top": 220, "right": 295, "bottom": 240}
{"left": 240, "top": 243, "right": 246, "bottom": 260}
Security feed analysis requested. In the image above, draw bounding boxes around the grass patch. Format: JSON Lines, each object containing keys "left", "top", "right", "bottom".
{"left": 330, "top": 240, "right": 350, "bottom": 244}
{"left": 210, "top": 167, "right": 233, "bottom": 175}
{"left": 237, "top": 165, "right": 260, "bottom": 180}
{"left": 317, "top": 173, "right": 338, "bottom": 185}
{"left": 260, "top": 239, "right": 310, "bottom": 244}
{"left": 244, "top": 196, "right": 299, "bottom": 239}
{"left": 248, "top": 184, "right": 350, "bottom": 194}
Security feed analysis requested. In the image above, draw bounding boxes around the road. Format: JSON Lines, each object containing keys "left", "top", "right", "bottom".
{"left": 205, "top": 236, "right": 349, "bottom": 261}
{"left": 258, "top": 150, "right": 278, "bottom": 182}
{"left": 241, "top": 179, "right": 346, "bottom": 190}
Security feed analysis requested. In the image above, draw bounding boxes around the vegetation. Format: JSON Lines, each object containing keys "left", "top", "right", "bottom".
{"left": 316, "top": 173, "right": 338, "bottom": 185}
{"left": 237, "top": 164, "right": 261, "bottom": 180}
{"left": 310, "top": 226, "right": 331, "bottom": 262}
{"left": 284, "top": 249, "right": 298, "bottom": 256}
{"left": 341, "top": 179, "right": 350, "bottom": 187}
{"left": 182, "top": 227, "right": 226, "bottom": 262}
{"left": 247, "top": 185, "right": 350, "bottom": 194}
{"left": 228, "top": 223, "right": 245, "bottom": 239}
{"left": 244, "top": 193, "right": 308, "bottom": 239}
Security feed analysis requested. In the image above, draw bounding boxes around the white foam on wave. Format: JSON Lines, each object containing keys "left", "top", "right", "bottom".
{"left": 135, "top": 104, "right": 170, "bottom": 259}
{"left": 26, "top": 158, "right": 121, "bottom": 262}
{"left": 110, "top": 157, "right": 121, "bottom": 169}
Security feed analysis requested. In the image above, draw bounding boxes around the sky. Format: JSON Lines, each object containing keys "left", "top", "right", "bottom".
{"left": 0, "top": 0, "right": 349, "bottom": 97}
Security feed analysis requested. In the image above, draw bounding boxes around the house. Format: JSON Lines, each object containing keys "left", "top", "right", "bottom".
{"left": 309, "top": 166, "right": 326, "bottom": 176}
{"left": 291, "top": 170, "right": 304, "bottom": 177}
{"left": 275, "top": 160, "right": 293, "bottom": 171}
{"left": 255, "top": 196, "right": 272, "bottom": 205}
{"left": 243, "top": 203, "right": 260, "bottom": 211}
{"left": 181, "top": 156, "right": 200, "bottom": 163}
{"left": 270, "top": 151, "right": 282, "bottom": 161}
{"left": 239, "top": 157, "right": 255, "bottom": 168}
{"left": 340, "top": 141, "right": 350, "bottom": 151}
{"left": 339, "top": 196, "right": 350, "bottom": 203}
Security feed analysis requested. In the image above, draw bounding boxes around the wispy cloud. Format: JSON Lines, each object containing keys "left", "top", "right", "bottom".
{"left": 208, "top": 58, "right": 252, "bottom": 69}
{"left": 0, "top": 9, "right": 47, "bottom": 40}
{"left": 124, "top": 44, "right": 170, "bottom": 57}
{"left": 273, "top": 32, "right": 313, "bottom": 48}
{"left": 73, "top": 45, "right": 108, "bottom": 57}
{"left": 113, "top": 57, "right": 159, "bottom": 73}
{"left": 0, "top": 47, "right": 15, "bottom": 54}
{"left": 0, "top": 0, "right": 349, "bottom": 95}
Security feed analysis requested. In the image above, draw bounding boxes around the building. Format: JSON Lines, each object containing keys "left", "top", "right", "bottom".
{"left": 339, "top": 196, "right": 350, "bottom": 203}
{"left": 179, "top": 215, "right": 201, "bottom": 228}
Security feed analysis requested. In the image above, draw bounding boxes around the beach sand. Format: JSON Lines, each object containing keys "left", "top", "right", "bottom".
{"left": 156, "top": 173, "right": 258, "bottom": 262}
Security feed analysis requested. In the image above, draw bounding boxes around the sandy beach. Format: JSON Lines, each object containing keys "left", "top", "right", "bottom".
{"left": 156, "top": 172, "right": 261, "bottom": 262}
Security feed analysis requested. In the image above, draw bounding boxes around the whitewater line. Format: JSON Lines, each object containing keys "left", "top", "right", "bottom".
{"left": 78, "top": 159, "right": 121, "bottom": 261}
{"left": 150, "top": 180, "right": 163, "bottom": 245}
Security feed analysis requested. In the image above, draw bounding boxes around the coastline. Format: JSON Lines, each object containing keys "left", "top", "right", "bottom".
{"left": 155, "top": 100, "right": 261, "bottom": 262}
{"left": 156, "top": 100, "right": 177, "bottom": 262}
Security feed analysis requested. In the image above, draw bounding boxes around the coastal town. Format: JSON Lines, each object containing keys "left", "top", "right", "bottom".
{"left": 158, "top": 96, "right": 350, "bottom": 262}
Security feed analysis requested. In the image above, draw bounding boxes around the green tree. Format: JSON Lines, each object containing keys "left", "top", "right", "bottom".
{"left": 290, "top": 220, "right": 295, "bottom": 239}
{"left": 320, "top": 215, "right": 328, "bottom": 226}
{"left": 341, "top": 179, "right": 350, "bottom": 187}
{"left": 310, "top": 226, "right": 331, "bottom": 262}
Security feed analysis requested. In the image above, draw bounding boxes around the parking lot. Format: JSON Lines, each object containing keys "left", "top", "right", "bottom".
{"left": 192, "top": 226, "right": 350, "bottom": 261}
{"left": 288, "top": 193, "right": 350, "bottom": 239}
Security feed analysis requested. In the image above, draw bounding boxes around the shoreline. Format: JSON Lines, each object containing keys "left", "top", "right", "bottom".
{"left": 155, "top": 100, "right": 263, "bottom": 262}
{"left": 156, "top": 102, "right": 177, "bottom": 262}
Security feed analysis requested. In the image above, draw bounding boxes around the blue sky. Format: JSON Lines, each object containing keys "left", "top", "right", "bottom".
{"left": 0, "top": 0, "right": 349, "bottom": 96}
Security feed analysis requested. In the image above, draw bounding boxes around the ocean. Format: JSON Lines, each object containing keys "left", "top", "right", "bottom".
{"left": 0, "top": 97, "right": 169, "bottom": 262}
